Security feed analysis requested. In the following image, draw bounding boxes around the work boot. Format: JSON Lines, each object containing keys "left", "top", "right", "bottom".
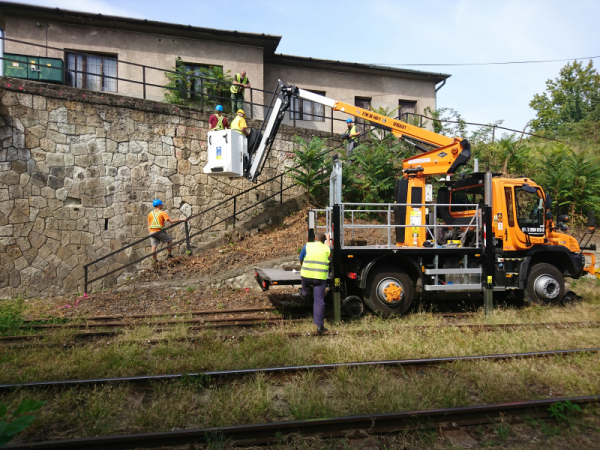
{"left": 317, "top": 325, "right": 329, "bottom": 334}
{"left": 167, "top": 254, "right": 174, "bottom": 259}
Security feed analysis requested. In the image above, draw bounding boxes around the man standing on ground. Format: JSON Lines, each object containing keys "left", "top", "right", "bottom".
{"left": 342, "top": 118, "right": 360, "bottom": 157}
{"left": 230, "top": 70, "right": 250, "bottom": 113}
{"left": 209, "top": 105, "right": 229, "bottom": 130}
{"left": 148, "top": 199, "right": 187, "bottom": 262}
{"left": 299, "top": 232, "right": 332, "bottom": 334}
{"left": 231, "top": 109, "right": 250, "bottom": 136}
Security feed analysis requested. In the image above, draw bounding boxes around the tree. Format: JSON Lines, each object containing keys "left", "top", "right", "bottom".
{"left": 288, "top": 136, "right": 331, "bottom": 207}
{"left": 529, "top": 60, "right": 600, "bottom": 134}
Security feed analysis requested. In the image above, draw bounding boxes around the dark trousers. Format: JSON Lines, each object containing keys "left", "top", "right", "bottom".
{"left": 301, "top": 277, "right": 326, "bottom": 327}
{"left": 231, "top": 92, "right": 244, "bottom": 113}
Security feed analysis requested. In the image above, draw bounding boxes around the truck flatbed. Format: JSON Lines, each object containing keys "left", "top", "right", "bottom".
{"left": 255, "top": 268, "right": 330, "bottom": 291}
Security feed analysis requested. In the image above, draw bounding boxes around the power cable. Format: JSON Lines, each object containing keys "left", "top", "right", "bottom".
{"left": 372, "top": 56, "right": 600, "bottom": 67}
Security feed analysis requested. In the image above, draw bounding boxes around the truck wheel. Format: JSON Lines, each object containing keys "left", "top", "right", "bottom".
{"left": 524, "top": 263, "right": 565, "bottom": 306}
{"left": 364, "top": 265, "right": 414, "bottom": 317}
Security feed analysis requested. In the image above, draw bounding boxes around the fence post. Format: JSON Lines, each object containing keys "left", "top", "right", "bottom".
{"left": 84, "top": 266, "right": 88, "bottom": 295}
{"left": 142, "top": 66, "right": 146, "bottom": 99}
{"left": 200, "top": 77, "right": 204, "bottom": 112}
{"left": 250, "top": 88, "right": 253, "bottom": 119}
{"left": 233, "top": 196, "right": 237, "bottom": 228}
{"left": 280, "top": 173, "right": 283, "bottom": 204}
{"left": 184, "top": 220, "right": 191, "bottom": 254}
{"left": 330, "top": 108, "right": 334, "bottom": 136}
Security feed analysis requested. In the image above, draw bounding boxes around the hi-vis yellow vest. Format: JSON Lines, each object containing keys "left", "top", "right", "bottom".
{"left": 300, "top": 242, "right": 330, "bottom": 280}
{"left": 230, "top": 74, "right": 248, "bottom": 94}
{"left": 214, "top": 115, "right": 225, "bottom": 131}
{"left": 149, "top": 211, "right": 164, "bottom": 230}
{"left": 349, "top": 125, "right": 359, "bottom": 143}
{"left": 231, "top": 116, "right": 245, "bottom": 134}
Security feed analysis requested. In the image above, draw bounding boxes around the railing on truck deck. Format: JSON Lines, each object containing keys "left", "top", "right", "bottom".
{"left": 311, "top": 203, "right": 482, "bottom": 249}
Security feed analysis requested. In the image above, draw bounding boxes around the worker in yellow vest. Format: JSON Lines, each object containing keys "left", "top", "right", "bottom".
{"left": 342, "top": 118, "right": 360, "bottom": 157}
{"left": 299, "top": 232, "right": 332, "bottom": 334}
{"left": 147, "top": 199, "right": 187, "bottom": 262}
{"left": 209, "top": 105, "right": 229, "bottom": 131}
{"left": 230, "top": 70, "right": 250, "bottom": 114}
{"left": 230, "top": 109, "right": 250, "bottom": 136}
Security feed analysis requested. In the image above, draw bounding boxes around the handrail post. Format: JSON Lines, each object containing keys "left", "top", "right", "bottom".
{"left": 233, "top": 197, "right": 237, "bottom": 228}
{"left": 250, "top": 88, "right": 253, "bottom": 119}
{"left": 330, "top": 108, "right": 334, "bottom": 136}
{"left": 84, "top": 266, "right": 88, "bottom": 295}
{"left": 280, "top": 173, "right": 283, "bottom": 204}
{"left": 184, "top": 220, "right": 191, "bottom": 254}
{"left": 200, "top": 77, "right": 204, "bottom": 112}
{"left": 142, "top": 66, "right": 146, "bottom": 99}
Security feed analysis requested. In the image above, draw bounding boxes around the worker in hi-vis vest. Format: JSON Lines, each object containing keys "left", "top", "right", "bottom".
{"left": 342, "top": 118, "right": 360, "bottom": 157}
{"left": 230, "top": 70, "right": 250, "bottom": 114}
{"left": 147, "top": 199, "right": 187, "bottom": 262}
{"left": 299, "top": 232, "right": 332, "bottom": 334}
{"left": 209, "top": 105, "right": 229, "bottom": 131}
{"left": 230, "top": 109, "right": 250, "bottom": 136}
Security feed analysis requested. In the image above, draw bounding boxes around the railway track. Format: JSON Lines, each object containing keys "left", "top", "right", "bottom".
{"left": 1, "top": 347, "right": 597, "bottom": 390}
{"left": 1, "top": 319, "right": 598, "bottom": 344}
{"left": 5, "top": 395, "right": 600, "bottom": 449}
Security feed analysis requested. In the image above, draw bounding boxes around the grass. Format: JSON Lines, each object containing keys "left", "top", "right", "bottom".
{"left": 0, "top": 299, "right": 25, "bottom": 336}
{"left": 2, "top": 354, "right": 600, "bottom": 443}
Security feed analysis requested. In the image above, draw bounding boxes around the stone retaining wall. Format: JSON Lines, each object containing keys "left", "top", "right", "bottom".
{"left": 0, "top": 77, "right": 343, "bottom": 298}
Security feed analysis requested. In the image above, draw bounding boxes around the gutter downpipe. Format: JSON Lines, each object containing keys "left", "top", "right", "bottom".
{"left": 434, "top": 79, "right": 446, "bottom": 110}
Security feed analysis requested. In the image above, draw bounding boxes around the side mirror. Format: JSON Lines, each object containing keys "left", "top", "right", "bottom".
{"left": 587, "top": 210, "right": 595, "bottom": 228}
{"left": 521, "top": 183, "right": 537, "bottom": 193}
{"left": 545, "top": 193, "right": 552, "bottom": 210}
{"left": 546, "top": 210, "right": 553, "bottom": 220}
{"left": 558, "top": 215, "right": 569, "bottom": 223}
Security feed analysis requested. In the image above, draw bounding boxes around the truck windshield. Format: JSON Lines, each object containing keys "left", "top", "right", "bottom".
{"left": 514, "top": 186, "right": 545, "bottom": 236}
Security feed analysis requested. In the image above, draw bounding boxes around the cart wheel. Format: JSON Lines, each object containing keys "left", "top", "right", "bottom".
{"left": 364, "top": 265, "right": 414, "bottom": 317}
{"left": 524, "top": 263, "right": 565, "bottom": 306}
{"left": 343, "top": 295, "right": 364, "bottom": 318}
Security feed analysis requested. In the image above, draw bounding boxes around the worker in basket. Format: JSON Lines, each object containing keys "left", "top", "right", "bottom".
{"left": 231, "top": 109, "right": 250, "bottom": 136}
{"left": 148, "top": 199, "right": 188, "bottom": 262}
{"left": 299, "top": 232, "right": 332, "bottom": 334}
{"left": 209, "top": 105, "right": 229, "bottom": 130}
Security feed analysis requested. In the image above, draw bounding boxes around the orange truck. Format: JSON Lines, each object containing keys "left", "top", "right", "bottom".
{"left": 243, "top": 83, "right": 597, "bottom": 318}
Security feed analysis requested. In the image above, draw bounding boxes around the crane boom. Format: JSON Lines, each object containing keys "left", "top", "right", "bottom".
{"left": 245, "top": 82, "right": 470, "bottom": 182}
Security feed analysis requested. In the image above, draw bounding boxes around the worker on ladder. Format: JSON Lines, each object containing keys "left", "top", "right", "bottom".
{"left": 209, "top": 105, "right": 229, "bottom": 131}
{"left": 342, "top": 118, "right": 360, "bottom": 157}
{"left": 299, "top": 232, "right": 332, "bottom": 334}
{"left": 231, "top": 109, "right": 250, "bottom": 136}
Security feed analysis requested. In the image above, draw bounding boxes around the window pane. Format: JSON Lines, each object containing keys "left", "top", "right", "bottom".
{"left": 303, "top": 99, "right": 313, "bottom": 120}
{"left": 514, "top": 187, "right": 545, "bottom": 236}
{"left": 86, "top": 56, "right": 102, "bottom": 91}
{"left": 314, "top": 101, "right": 324, "bottom": 122}
{"left": 66, "top": 54, "right": 83, "bottom": 88}
{"left": 102, "top": 58, "right": 117, "bottom": 92}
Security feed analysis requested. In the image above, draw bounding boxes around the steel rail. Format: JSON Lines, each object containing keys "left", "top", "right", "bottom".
{"left": 4, "top": 396, "right": 599, "bottom": 449}
{"left": 3, "top": 320, "right": 599, "bottom": 344}
{"left": 1, "top": 347, "right": 597, "bottom": 391}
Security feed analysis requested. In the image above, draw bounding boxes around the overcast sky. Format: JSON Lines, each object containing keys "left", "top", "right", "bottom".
{"left": 13, "top": 0, "right": 600, "bottom": 133}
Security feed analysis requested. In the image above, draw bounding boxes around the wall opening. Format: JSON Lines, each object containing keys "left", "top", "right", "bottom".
{"left": 104, "top": 219, "right": 109, "bottom": 230}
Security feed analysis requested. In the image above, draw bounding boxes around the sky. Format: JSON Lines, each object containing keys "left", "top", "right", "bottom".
{"left": 12, "top": 0, "right": 600, "bottom": 134}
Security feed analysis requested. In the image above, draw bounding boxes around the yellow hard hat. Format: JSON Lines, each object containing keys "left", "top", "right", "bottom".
{"left": 237, "top": 109, "right": 245, "bottom": 115}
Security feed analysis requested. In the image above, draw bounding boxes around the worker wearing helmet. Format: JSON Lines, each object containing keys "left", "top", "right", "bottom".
{"left": 148, "top": 199, "right": 188, "bottom": 262}
{"left": 230, "top": 109, "right": 250, "bottom": 136}
{"left": 299, "top": 232, "right": 332, "bottom": 334}
{"left": 230, "top": 70, "right": 250, "bottom": 113}
{"left": 209, "top": 105, "right": 229, "bottom": 131}
{"left": 342, "top": 118, "right": 360, "bottom": 157}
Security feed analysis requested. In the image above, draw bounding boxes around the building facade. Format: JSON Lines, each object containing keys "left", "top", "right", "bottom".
{"left": 0, "top": 1, "right": 450, "bottom": 133}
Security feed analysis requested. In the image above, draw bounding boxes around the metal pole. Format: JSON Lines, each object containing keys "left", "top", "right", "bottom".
{"left": 331, "top": 108, "right": 334, "bottom": 136}
{"left": 250, "top": 88, "right": 253, "bottom": 119}
{"left": 84, "top": 266, "right": 88, "bottom": 295}
{"left": 200, "top": 77, "right": 204, "bottom": 112}
{"left": 233, "top": 197, "right": 236, "bottom": 228}
{"left": 484, "top": 166, "right": 494, "bottom": 316}
{"left": 184, "top": 221, "right": 191, "bottom": 254}
{"left": 142, "top": 66, "right": 146, "bottom": 99}
{"left": 332, "top": 205, "right": 342, "bottom": 324}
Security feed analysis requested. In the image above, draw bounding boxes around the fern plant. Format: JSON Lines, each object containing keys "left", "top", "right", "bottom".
{"left": 288, "top": 136, "right": 331, "bottom": 207}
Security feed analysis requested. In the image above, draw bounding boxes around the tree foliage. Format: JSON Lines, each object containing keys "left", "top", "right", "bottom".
{"left": 0, "top": 400, "right": 47, "bottom": 447}
{"left": 288, "top": 136, "right": 331, "bottom": 207}
{"left": 529, "top": 60, "right": 600, "bottom": 135}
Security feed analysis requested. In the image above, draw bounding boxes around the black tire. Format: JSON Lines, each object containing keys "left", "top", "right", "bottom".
{"left": 363, "top": 265, "right": 414, "bottom": 317}
{"left": 524, "top": 263, "right": 565, "bottom": 306}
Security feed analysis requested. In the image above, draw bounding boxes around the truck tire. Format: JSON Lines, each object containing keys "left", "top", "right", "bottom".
{"left": 364, "top": 265, "right": 414, "bottom": 317}
{"left": 524, "top": 263, "right": 565, "bottom": 306}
